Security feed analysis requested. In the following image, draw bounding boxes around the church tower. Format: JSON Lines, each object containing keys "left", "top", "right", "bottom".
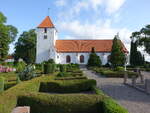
{"left": 36, "top": 16, "right": 58, "bottom": 63}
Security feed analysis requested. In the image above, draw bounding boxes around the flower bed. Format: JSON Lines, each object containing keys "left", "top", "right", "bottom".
{"left": 0, "top": 65, "right": 16, "bottom": 72}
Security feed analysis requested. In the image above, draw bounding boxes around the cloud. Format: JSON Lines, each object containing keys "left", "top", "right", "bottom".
{"left": 55, "top": 0, "right": 67, "bottom": 6}
{"left": 105, "top": 0, "right": 126, "bottom": 14}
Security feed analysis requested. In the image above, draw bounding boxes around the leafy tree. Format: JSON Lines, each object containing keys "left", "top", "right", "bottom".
{"left": 130, "top": 32, "right": 145, "bottom": 66}
{"left": 110, "top": 35, "right": 126, "bottom": 68}
{"left": 14, "top": 29, "right": 36, "bottom": 64}
{"left": 130, "top": 25, "right": 150, "bottom": 55}
{"left": 0, "top": 12, "right": 18, "bottom": 61}
{"left": 87, "top": 47, "right": 102, "bottom": 67}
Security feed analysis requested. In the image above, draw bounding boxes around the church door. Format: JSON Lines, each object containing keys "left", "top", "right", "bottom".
{"left": 80, "top": 55, "right": 84, "bottom": 63}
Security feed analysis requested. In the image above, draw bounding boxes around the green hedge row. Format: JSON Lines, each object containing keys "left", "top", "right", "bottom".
{"left": 0, "top": 77, "right": 5, "bottom": 93}
{"left": 92, "top": 86, "right": 128, "bottom": 113}
{"left": 90, "top": 67, "right": 138, "bottom": 78}
{"left": 39, "top": 79, "right": 96, "bottom": 93}
{"left": 18, "top": 93, "right": 104, "bottom": 113}
{"left": 55, "top": 76, "right": 87, "bottom": 80}
{"left": 0, "top": 75, "right": 128, "bottom": 113}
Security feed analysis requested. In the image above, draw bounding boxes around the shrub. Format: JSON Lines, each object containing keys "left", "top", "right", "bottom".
{"left": 17, "top": 93, "right": 104, "bottom": 113}
{"left": 114, "top": 66, "right": 124, "bottom": 71}
{"left": 4, "top": 81, "right": 17, "bottom": 90}
{"left": 0, "top": 77, "right": 5, "bottom": 92}
{"left": 55, "top": 76, "right": 87, "bottom": 80}
{"left": 57, "top": 72, "right": 66, "bottom": 77}
{"left": 102, "top": 98, "right": 128, "bottom": 113}
{"left": 88, "top": 48, "right": 102, "bottom": 67}
{"left": 60, "top": 64, "right": 66, "bottom": 72}
{"left": 15, "top": 61, "right": 26, "bottom": 73}
{"left": 39, "top": 79, "right": 96, "bottom": 93}
{"left": 18, "top": 64, "right": 37, "bottom": 81}
{"left": 44, "top": 63, "right": 55, "bottom": 74}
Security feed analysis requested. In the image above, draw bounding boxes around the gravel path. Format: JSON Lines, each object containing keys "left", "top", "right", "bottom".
{"left": 82, "top": 68, "right": 150, "bottom": 113}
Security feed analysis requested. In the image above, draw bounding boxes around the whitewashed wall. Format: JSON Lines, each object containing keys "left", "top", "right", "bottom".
{"left": 56, "top": 52, "right": 111, "bottom": 65}
{"left": 36, "top": 28, "right": 57, "bottom": 63}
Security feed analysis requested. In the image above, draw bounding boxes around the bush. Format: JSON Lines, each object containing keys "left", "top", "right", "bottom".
{"left": 0, "top": 77, "right": 5, "bottom": 92}
{"left": 17, "top": 93, "right": 104, "bottom": 113}
{"left": 88, "top": 48, "right": 102, "bottom": 67}
{"left": 39, "top": 79, "right": 96, "bottom": 93}
{"left": 0, "top": 75, "right": 128, "bottom": 113}
{"left": 60, "top": 64, "right": 66, "bottom": 72}
{"left": 44, "top": 63, "right": 55, "bottom": 74}
{"left": 114, "top": 66, "right": 124, "bottom": 71}
{"left": 18, "top": 64, "right": 37, "bottom": 81}
{"left": 55, "top": 76, "right": 87, "bottom": 80}
{"left": 102, "top": 98, "right": 128, "bottom": 113}
{"left": 15, "top": 61, "right": 26, "bottom": 73}
{"left": 93, "top": 86, "right": 128, "bottom": 113}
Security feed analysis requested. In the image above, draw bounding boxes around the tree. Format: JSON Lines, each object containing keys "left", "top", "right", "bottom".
{"left": 87, "top": 47, "right": 102, "bottom": 67}
{"left": 0, "top": 12, "right": 18, "bottom": 62}
{"left": 130, "top": 32, "right": 145, "bottom": 66}
{"left": 110, "top": 35, "right": 126, "bottom": 68}
{"left": 14, "top": 29, "right": 36, "bottom": 64}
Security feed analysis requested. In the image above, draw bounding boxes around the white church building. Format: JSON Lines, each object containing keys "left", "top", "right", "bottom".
{"left": 36, "top": 16, "right": 128, "bottom": 65}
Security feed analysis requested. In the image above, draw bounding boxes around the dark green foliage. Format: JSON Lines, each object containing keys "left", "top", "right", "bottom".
{"left": 18, "top": 64, "right": 37, "bottom": 81}
{"left": 0, "top": 12, "right": 18, "bottom": 61}
{"left": 18, "top": 93, "right": 104, "bottom": 113}
{"left": 60, "top": 64, "right": 67, "bottom": 72}
{"left": 4, "top": 81, "right": 17, "bottom": 90}
{"left": 14, "top": 29, "right": 36, "bottom": 64}
{"left": 130, "top": 25, "right": 150, "bottom": 55}
{"left": 39, "top": 79, "right": 96, "bottom": 93}
{"left": 57, "top": 72, "right": 67, "bottom": 77}
{"left": 44, "top": 63, "right": 55, "bottom": 74}
{"left": 0, "top": 77, "right": 5, "bottom": 92}
{"left": 130, "top": 41, "right": 144, "bottom": 66}
{"left": 88, "top": 47, "right": 102, "bottom": 67}
{"left": 110, "top": 36, "right": 126, "bottom": 68}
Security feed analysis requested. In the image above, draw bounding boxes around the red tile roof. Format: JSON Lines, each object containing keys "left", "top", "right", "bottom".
{"left": 55, "top": 40, "right": 128, "bottom": 53}
{"left": 38, "top": 16, "right": 54, "bottom": 28}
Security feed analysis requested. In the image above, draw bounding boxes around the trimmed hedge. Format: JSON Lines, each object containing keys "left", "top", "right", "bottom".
{"left": 44, "top": 63, "right": 55, "bottom": 74}
{"left": 39, "top": 79, "right": 96, "bottom": 93}
{"left": 92, "top": 86, "right": 128, "bottom": 113}
{"left": 0, "top": 77, "right": 5, "bottom": 92}
{"left": 0, "top": 75, "right": 128, "bottom": 113}
{"left": 90, "top": 67, "right": 138, "bottom": 78}
{"left": 18, "top": 93, "right": 104, "bottom": 113}
{"left": 55, "top": 76, "right": 87, "bottom": 80}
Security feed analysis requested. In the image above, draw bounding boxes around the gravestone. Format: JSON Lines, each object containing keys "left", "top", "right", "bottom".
{"left": 11, "top": 106, "right": 30, "bottom": 113}
{"left": 145, "top": 79, "right": 150, "bottom": 94}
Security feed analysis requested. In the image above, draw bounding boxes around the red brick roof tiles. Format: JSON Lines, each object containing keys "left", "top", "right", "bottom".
{"left": 38, "top": 16, "right": 54, "bottom": 28}
{"left": 55, "top": 40, "right": 128, "bottom": 53}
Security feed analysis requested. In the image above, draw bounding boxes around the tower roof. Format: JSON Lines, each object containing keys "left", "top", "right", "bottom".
{"left": 38, "top": 16, "right": 55, "bottom": 28}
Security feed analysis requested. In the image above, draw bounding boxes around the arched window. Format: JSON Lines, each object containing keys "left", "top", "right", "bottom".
{"left": 80, "top": 55, "right": 84, "bottom": 63}
{"left": 66, "top": 55, "right": 71, "bottom": 63}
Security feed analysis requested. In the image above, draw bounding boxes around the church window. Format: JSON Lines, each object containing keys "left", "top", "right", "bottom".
{"left": 44, "top": 28, "right": 47, "bottom": 33}
{"left": 66, "top": 55, "right": 71, "bottom": 63}
{"left": 44, "top": 35, "right": 47, "bottom": 39}
{"left": 80, "top": 55, "right": 84, "bottom": 63}
{"left": 57, "top": 55, "right": 59, "bottom": 59}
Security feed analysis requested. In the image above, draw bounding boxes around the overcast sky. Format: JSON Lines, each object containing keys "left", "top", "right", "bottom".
{"left": 0, "top": 0, "right": 150, "bottom": 61}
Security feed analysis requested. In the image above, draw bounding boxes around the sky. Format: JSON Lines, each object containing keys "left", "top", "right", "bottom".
{"left": 0, "top": 0, "right": 150, "bottom": 61}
